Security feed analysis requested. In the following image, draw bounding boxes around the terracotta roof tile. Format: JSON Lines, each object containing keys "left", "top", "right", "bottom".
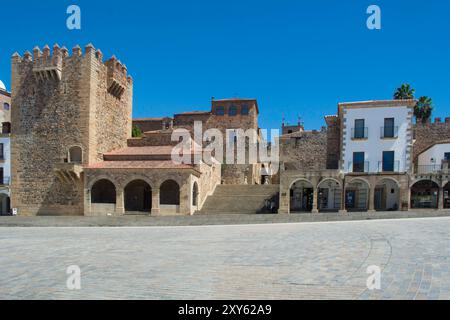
{"left": 87, "top": 160, "right": 196, "bottom": 170}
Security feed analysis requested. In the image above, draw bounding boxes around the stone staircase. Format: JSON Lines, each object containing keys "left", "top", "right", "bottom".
{"left": 196, "top": 184, "right": 280, "bottom": 214}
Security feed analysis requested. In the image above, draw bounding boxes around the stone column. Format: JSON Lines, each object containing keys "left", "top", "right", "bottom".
{"left": 278, "top": 189, "right": 290, "bottom": 214}
{"left": 339, "top": 185, "right": 347, "bottom": 214}
{"left": 115, "top": 189, "right": 124, "bottom": 215}
{"left": 438, "top": 186, "right": 444, "bottom": 210}
{"left": 312, "top": 188, "right": 319, "bottom": 214}
{"left": 151, "top": 188, "right": 160, "bottom": 215}
{"left": 368, "top": 187, "right": 376, "bottom": 213}
{"left": 400, "top": 184, "right": 410, "bottom": 211}
{"left": 84, "top": 187, "right": 91, "bottom": 216}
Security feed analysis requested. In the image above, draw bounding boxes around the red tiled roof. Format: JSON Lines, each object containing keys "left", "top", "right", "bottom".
{"left": 175, "top": 111, "right": 211, "bottom": 116}
{"left": 86, "top": 160, "right": 196, "bottom": 170}
{"left": 104, "top": 145, "right": 202, "bottom": 157}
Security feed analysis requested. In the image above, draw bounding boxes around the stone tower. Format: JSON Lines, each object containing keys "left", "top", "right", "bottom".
{"left": 10, "top": 44, "right": 133, "bottom": 216}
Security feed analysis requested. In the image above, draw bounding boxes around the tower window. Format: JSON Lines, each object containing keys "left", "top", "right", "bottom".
{"left": 216, "top": 106, "right": 225, "bottom": 116}
{"left": 2, "top": 122, "right": 11, "bottom": 134}
{"left": 241, "top": 105, "right": 249, "bottom": 115}
{"left": 68, "top": 146, "right": 83, "bottom": 163}
{"left": 229, "top": 105, "right": 238, "bottom": 116}
{"left": 3, "top": 103, "right": 9, "bottom": 111}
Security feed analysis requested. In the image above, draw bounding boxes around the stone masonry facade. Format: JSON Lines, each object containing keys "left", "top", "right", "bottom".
{"left": 11, "top": 44, "right": 132, "bottom": 216}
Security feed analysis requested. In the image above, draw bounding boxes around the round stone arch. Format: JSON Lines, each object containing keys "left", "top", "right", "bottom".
{"left": 160, "top": 179, "right": 181, "bottom": 206}
{"left": 288, "top": 178, "right": 315, "bottom": 191}
{"left": 317, "top": 178, "right": 342, "bottom": 189}
{"left": 87, "top": 175, "right": 119, "bottom": 191}
{"left": 374, "top": 177, "right": 401, "bottom": 211}
{"left": 289, "top": 178, "right": 315, "bottom": 213}
{"left": 345, "top": 177, "right": 371, "bottom": 190}
{"left": 344, "top": 177, "right": 370, "bottom": 212}
{"left": 89, "top": 178, "right": 118, "bottom": 204}
{"left": 410, "top": 179, "right": 440, "bottom": 209}
{"left": 410, "top": 177, "right": 441, "bottom": 188}
{"left": 119, "top": 174, "right": 154, "bottom": 191}
{"left": 317, "top": 178, "right": 342, "bottom": 212}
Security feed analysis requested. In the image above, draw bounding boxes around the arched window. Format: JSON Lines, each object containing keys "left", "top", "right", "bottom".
{"left": 160, "top": 180, "right": 180, "bottom": 205}
{"left": 69, "top": 146, "right": 82, "bottom": 163}
{"left": 3, "top": 103, "right": 10, "bottom": 111}
{"left": 192, "top": 182, "right": 199, "bottom": 206}
{"left": 2, "top": 122, "right": 11, "bottom": 134}
{"left": 124, "top": 180, "right": 152, "bottom": 212}
{"left": 91, "top": 179, "right": 116, "bottom": 204}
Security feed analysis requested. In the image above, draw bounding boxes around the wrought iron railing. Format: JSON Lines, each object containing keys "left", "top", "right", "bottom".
{"left": 351, "top": 127, "right": 368, "bottom": 140}
{"left": 415, "top": 165, "right": 442, "bottom": 174}
{"left": 377, "top": 161, "right": 400, "bottom": 173}
{"left": 348, "top": 161, "right": 370, "bottom": 173}
{"left": 380, "top": 126, "right": 398, "bottom": 139}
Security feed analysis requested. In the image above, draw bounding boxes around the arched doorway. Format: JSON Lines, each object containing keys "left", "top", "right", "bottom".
{"left": 192, "top": 182, "right": 199, "bottom": 207}
{"left": 160, "top": 180, "right": 180, "bottom": 205}
{"left": 374, "top": 179, "right": 400, "bottom": 211}
{"left": 91, "top": 179, "right": 116, "bottom": 204}
{"left": 124, "top": 180, "right": 152, "bottom": 213}
{"left": 411, "top": 180, "right": 439, "bottom": 209}
{"left": 0, "top": 194, "right": 11, "bottom": 216}
{"left": 290, "top": 180, "right": 314, "bottom": 213}
{"left": 318, "top": 179, "right": 341, "bottom": 212}
{"left": 345, "top": 179, "right": 369, "bottom": 212}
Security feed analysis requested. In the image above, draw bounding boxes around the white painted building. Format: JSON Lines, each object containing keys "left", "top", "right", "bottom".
{"left": 340, "top": 100, "right": 415, "bottom": 174}
{"left": 417, "top": 141, "right": 450, "bottom": 174}
{"left": 0, "top": 80, "right": 11, "bottom": 215}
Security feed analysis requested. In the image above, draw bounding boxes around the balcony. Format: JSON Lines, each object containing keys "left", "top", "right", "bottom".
{"left": 0, "top": 177, "right": 10, "bottom": 186}
{"left": 348, "top": 161, "right": 370, "bottom": 173}
{"left": 54, "top": 162, "right": 84, "bottom": 185}
{"left": 415, "top": 164, "right": 442, "bottom": 175}
{"left": 380, "top": 126, "right": 398, "bottom": 139}
{"left": 377, "top": 161, "right": 400, "bottom": 173}
{"left": 351, "top": 127, "right": 368, "bottom": 140}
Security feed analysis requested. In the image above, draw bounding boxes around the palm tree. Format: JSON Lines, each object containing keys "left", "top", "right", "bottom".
{"left": 132, "top": 125, "right": 142, "bottom": 138}
{"left": 415, "top": 96, "right": 433, "bottom": 124}
{"left": 394, "top": 84, "right": 415, "bottom": 100}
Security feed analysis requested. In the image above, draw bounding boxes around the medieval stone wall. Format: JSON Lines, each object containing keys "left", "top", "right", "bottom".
{"left": 280, "top": 129, "right": 328, "bottom": 171}
{"left": 10, "top": 45, "right": 132, "bottom": 216}
{"left": 413, "top": 119, "right": 450, "bottom": 160}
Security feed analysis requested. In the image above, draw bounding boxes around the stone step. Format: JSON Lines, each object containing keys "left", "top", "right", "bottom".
{"left": 197, "top": 184, "right": 280, "bottom": 215}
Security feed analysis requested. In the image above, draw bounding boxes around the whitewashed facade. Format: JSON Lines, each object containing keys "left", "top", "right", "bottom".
{"left": 340, "top": 101, "right": 414, "bottom": 174}
{"left": 0, "top": 81, "right": 11, "bottom": 215}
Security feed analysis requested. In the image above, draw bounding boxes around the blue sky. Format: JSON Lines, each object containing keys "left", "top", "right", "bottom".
{"left": 1, "top": 0, "right": 450, "bottom": 130}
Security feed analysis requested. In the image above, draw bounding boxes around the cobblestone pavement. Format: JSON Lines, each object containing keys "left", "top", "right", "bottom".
{"left": 1, "top": 217, "right": 450, "bottom": 300}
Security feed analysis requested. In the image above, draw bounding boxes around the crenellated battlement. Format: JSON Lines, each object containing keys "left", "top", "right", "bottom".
{"left": 11, "top": 43, "right": 132, "bottom": 86}
{"left": 105, "top": 55, "right": 131, "bottom": 98}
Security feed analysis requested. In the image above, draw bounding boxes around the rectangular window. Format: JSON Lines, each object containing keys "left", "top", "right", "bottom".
{"left": 0, "top": 168, "right": 3, "bottom": 185}
{"left": 445, "top": 153, "right": 450, "bottom": 161}
{"left": 382, "top": 151, "right": 395, "bottom": 172}
{"left": 384, "top": 118, "right": 395, "bottom": 138}
{"left": 229, "top": 105, "right": 238, "bottom": 116}
{"left": 241, "top": 105, "right": 249, "bottom": 115}
{"left": 353, "top": 152, "right": 365, "bottom": 173}
{"left": 216, "top": 106, "right": 225, "bottom": 116}
{"left": 0, "top": 144, "right": 4, "bottom": 160}
{"left": 354, "top": 119, "right": 365, "bottom": 139}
